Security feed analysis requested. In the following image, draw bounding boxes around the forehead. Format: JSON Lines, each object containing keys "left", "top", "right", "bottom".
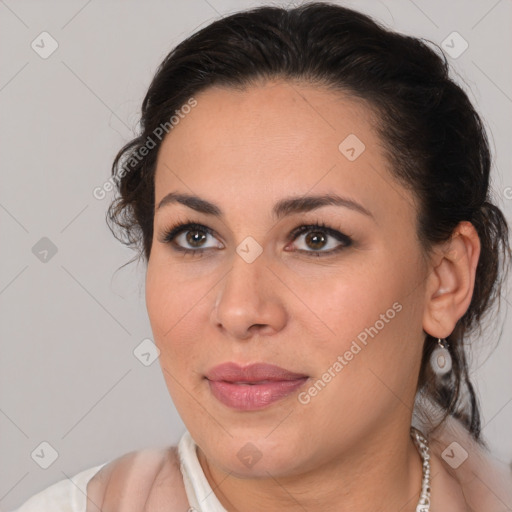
{"left": 153, "top": 80, "right": 410, "bottom": 221}
{"left": 157, "top": 80, "right": 379, "bottom": 166}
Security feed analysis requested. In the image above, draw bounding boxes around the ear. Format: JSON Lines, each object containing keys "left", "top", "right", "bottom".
{"left": 422, "top": 221, "right": 481, "bottom": 339}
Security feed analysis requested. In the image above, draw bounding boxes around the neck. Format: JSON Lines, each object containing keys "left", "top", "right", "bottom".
{"left": 197, "top": 422, "right": 424, "bottom": 512}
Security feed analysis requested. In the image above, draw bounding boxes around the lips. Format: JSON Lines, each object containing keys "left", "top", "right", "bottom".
{"left": 205, "top": 362, "right": 309, "bottom": 410}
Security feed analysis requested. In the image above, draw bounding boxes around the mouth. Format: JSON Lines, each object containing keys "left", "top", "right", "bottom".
{"left": 205, "top": 362, "right": 309, "bottom": 411}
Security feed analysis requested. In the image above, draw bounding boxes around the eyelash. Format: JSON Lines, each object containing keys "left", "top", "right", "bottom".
{"left": 159, "top": 218, "right": 353, "bottom": 258}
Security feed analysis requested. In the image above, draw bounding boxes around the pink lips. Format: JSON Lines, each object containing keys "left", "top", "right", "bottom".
{"left": 205, "top": 362, "right": 309, "bottom": 411}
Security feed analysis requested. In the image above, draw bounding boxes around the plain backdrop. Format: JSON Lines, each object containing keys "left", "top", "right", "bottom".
{"left": 1, "top": 0, "right": 511, "bottom": 510}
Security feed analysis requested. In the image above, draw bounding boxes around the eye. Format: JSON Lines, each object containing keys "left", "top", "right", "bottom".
{"left": 159, "top": 221, "right": 223, "bottom": 255}
{"left": 286, "top": 221, "right": 353, "bottom": 257}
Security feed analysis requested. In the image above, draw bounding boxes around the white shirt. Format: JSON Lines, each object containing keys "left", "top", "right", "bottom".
{"left": 10, "top": 462, "right": 108, "bottom": 511}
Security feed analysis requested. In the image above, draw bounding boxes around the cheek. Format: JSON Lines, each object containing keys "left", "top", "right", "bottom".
{"left": 145, "top": 266, "right": 207, "bottom": 409}
{"left": 145, "top": 259, "right": 219, "bottom": 368}
{"left": 283, "top": 258, "right": 397, "bottom": 345}
{"left": 289, "top": 255, "right": 424, "bottom": 392}
{"left": 146, "top": 261, "right": 187, "bottom": 353}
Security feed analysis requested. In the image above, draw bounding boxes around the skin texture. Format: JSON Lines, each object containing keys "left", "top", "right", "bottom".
{"left": 143, "top": 80, "right": 481, "bottom": 511}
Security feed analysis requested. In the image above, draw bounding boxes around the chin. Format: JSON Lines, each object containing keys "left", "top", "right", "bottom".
{"left": 197, "top": 428, "right": 311, "bottom": 478}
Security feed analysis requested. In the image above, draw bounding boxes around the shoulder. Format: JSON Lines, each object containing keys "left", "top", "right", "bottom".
{"left": 13, "top": 463, "right": 107, "bottom": 512}
{"left": 428, "top": 450, "right": 471, "bottom": 511}
{"left": 428, "top": 417, "right": 512, "bottom": 511}
{"left": 86, "top": 445, "right": 190, "bottom": 512}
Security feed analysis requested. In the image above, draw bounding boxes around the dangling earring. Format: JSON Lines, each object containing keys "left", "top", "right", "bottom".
{"left": 430, "top": 338, "right": 452, "bottom": 375}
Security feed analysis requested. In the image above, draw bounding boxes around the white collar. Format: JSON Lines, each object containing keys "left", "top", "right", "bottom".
{"left": 178, "top": 431, "right": 228, "bottom": 512}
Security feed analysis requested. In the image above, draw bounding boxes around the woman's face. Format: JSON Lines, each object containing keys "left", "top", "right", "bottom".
{"left": 146, "top": 80, "right": 430, "bottom": 477}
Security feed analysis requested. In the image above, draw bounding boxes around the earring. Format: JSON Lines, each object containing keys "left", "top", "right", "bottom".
{"left": 430, "top": 338, "right": 452, "bottom": 375}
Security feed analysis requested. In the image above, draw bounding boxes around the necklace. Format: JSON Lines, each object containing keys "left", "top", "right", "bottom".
{"left": 410, "top": 426, "right": 431, "bottom": 512}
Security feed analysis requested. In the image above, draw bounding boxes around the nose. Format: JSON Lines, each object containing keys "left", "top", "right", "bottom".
{"left": 211, "top": 250, "right": 288, "bottom": 340}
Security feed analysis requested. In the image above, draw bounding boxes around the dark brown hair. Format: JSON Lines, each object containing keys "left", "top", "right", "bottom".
{"left": 107, "top": 1, "right": 511, "bottom": 442}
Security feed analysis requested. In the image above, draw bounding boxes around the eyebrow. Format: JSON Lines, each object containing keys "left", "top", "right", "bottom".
{"left": 156, "top": 192, "right": 374, "bottom": 220}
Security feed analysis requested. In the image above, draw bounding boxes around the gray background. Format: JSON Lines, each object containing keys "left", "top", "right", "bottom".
{"left": 1, "top": 0, "right": 511, "bottom": 510}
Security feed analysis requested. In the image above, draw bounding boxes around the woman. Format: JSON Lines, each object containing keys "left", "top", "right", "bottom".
{"left": 13, "top": 2, "right": 512, "bottom": 511}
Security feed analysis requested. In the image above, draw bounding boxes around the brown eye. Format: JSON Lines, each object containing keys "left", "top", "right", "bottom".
{"left": 161, "top": 222, "right": 224, "bottom": 253}
{"left": 288, "top": 223, "right": 353, "bottom": 256}
{"left": 184, "top": 229, "right": 208, "bottom": 247}
{"left": 304, "top": 231, "right": 328, "bottom": 250}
